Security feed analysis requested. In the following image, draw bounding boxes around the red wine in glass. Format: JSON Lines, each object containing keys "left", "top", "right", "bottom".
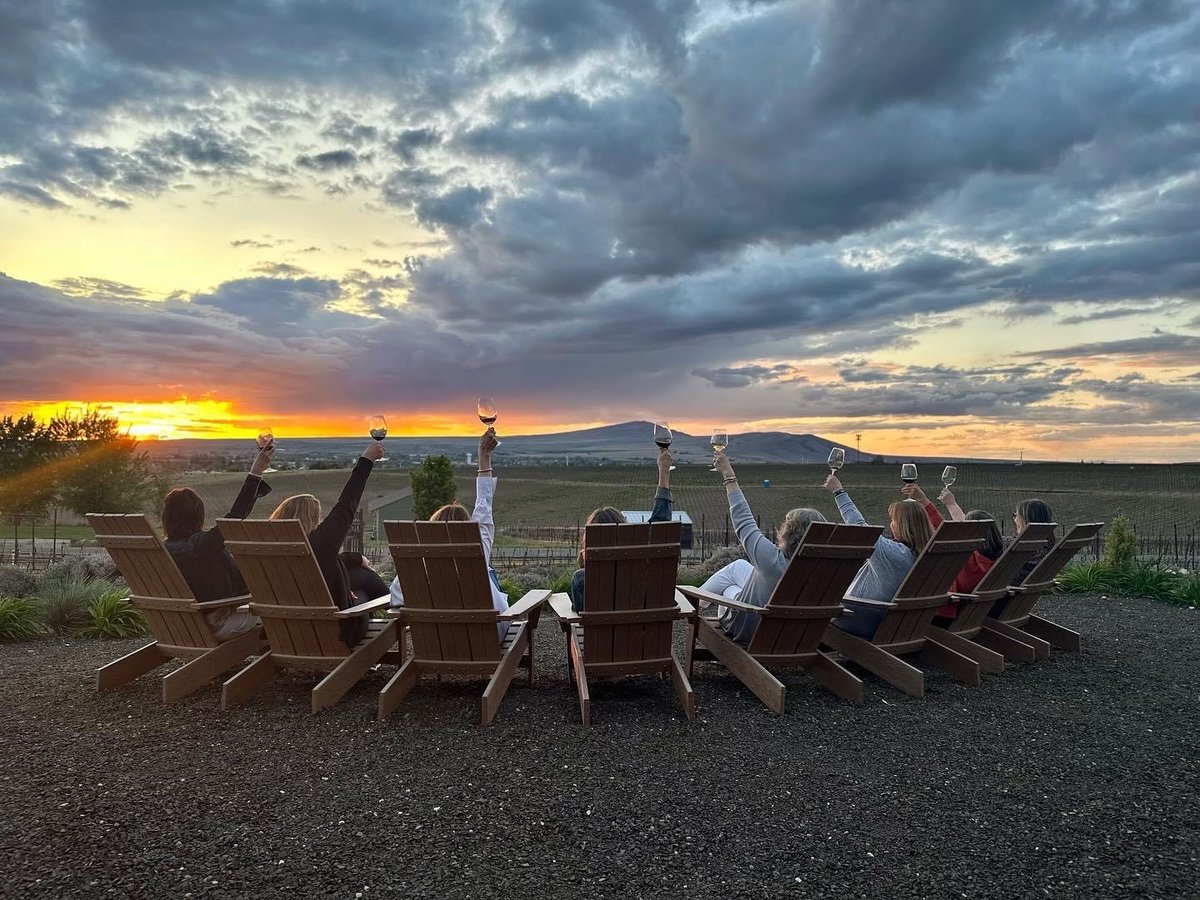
{"left": 477, "top": 398, "right": 501, "bottom": 446}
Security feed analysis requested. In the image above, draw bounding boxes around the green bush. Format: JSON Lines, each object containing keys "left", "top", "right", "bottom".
{"left": 0, "top": 565, "right": 37, "bottom": 599}
{"left": 1169, "top": 575, "right": 1200, "bottom": 606}
{"left": 411, "top": 455, "right": 457, "bottom": 520}
{"left": 38, "top": 573, "right": 113, "bottom": 636}
{"left": 78, "top": 590, "right": 147, "bottom": 639}
{"left": 40, "top": 554, "right": 118, "bottom": 586}
{"left": 1101, "top": 515, "right": 1137, "bottom": 569}
{"left": 499, "top": 565, "right": 574, "bottom": 597}
{"left": 1111, "top": 563, "right": 1176, "bottom": 599}
{"left": 1055, "top": 562, "right": 1115, "bottom": 594}
{"left": 0, "top": 596, "right": 42, "bottom": 642}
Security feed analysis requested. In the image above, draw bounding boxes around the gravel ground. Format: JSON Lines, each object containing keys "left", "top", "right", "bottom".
{"left": 1, "top": 594, "right": 1197, "bottom": 900}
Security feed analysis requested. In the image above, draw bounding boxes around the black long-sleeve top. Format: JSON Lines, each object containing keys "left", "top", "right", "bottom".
{"left": 308, "top": 457, "right": 374, "bottom": 644}
{"left": 164, "top": 475, "right": 271, "bottom": 602}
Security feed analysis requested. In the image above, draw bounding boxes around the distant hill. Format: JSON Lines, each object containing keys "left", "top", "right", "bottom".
{"left": 140, "top": 421, "right": 1004, "bottom": 466}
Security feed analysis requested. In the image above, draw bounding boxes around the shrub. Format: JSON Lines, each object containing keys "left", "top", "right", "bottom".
{"left": 1055, "top": 562, "right": 1115, "bottom": 594}
{"left": 694, "top": 544, "right": 748, "bottom": 580}
{"left": 78, "top": 590, "right": 147, "bottom": 639}
{"left": 1111, "top": 563, "right": 1176, "bottom": 599}
{"left": 1169, "top": 575, "right": 1200, "bottom": 607}
{"left": 40, "top": 554, "right": 118, "bottom": 586}
{"left": 0, "top": 565, "right": 37, "bottom": 599}
{"left": 38, "top": 573, "right": 113, "bottom": 636}
{"left": 1101, "top": 515, "right": 1137, "bottom": 569}
{"left": 500, "top": 565, "right": 574, "bottom": 597}
{"left": 0, "top": 596, "right": 42, "bottom": 642}
{"left": 411, "top": 455, "right": 457, "bottom": 520}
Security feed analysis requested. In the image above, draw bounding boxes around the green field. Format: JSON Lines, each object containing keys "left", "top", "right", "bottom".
{"left": 157, "top": 461, "right": 1199, "bottom": 551}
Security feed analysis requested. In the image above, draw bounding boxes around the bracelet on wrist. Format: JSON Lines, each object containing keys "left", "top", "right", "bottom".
{"left": 477, "top": 468, "right": 493, "bottom": 475}
{"left": 722, "top": 476, "right": 738, "bottom": 485}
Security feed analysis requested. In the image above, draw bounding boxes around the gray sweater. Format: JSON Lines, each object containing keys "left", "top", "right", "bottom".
{"left": 836, "top": 491, "right": 916, "bottom": 602}
{"left": 718, "top": 489, "right": 791, "bottom": 644}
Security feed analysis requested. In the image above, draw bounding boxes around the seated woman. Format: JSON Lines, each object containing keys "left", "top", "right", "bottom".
{"left": 985, "top": 497, "right": 1055, "bottom": 617}
{"left": 569, "top": 446, "right": 676, "bottom": 612}
{"left": 269, "top": 440, "right": 384, "bottom": 647}
{"left": 902, "top": 483, "right": 1003, "bottom": 620}
{"left": 161, "top": 442, "right": 275, "bottom": 640}
{"left": 824, "top": 473, "right": 934, "bottom": 639}
{"left": 699, "top": 451, "right": 827, "bottom": 644}
{"left": 388, "top": 430, "right": 510, "bottom": 640}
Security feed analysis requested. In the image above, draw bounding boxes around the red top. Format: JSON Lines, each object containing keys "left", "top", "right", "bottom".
{"left": 923, "top": 503, "right": 996, "bottom": 618}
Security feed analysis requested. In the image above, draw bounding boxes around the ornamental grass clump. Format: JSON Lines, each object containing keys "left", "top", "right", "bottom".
{"left": 1055, "top": 562, "right": 1114, "bottom": 594}
{"left": 79, "top": 590, "right": 147, "bottom": 639}
{"left": 39, "top": 573, "right": 113, "bottom": 636}
{"left": 1169, "top": 575, "right": 1200, "bottom": 607}
{"left": 0, "top": 596, "right": 42, "bottom": 642}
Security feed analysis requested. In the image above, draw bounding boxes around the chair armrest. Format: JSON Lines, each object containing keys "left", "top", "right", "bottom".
{"left": 500, "top": 589, "right": 551, "bottom": 620}
{"left": 675, "top": 590, "right": 695, "bottom": 618}
{"left": 192, "top": 594, "right": 253, "bottom": 611}
{"left": 548, "top": 592, "right": 580, "bottom": 625}
{"left": 336, "top": 595, "right": 393, "bottom": 618}
{"left": 948, "top": 593, "right": 971, "bottom": 603}
{"left": 677, "top": 585, "right": 760, "bottom": 614}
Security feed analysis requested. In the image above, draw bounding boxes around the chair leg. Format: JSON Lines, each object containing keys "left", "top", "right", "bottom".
{"left": 696, "top": 618, "right": 786, "bottom": 713}
{"left": 482, "top": 625, "right": 528, "bottom": 726}
{"left": 803, "top": 652, "right": 864, "bottom": 705}
{"left": 1024, "top": 614, "right": 1081, "bottom": 652}
{"left": 162, "top": 628, "right": 266, "bottom": 703}
{"left": 919, "top": 638, "right": 981, "bottom": 686}
{"left": 96, "top": 641, "right": 166, "bottom": 692}
{"left": 982, "top": 618, "right": 1051, "bottom": 660}
{"left": 312, "top": 621, "right": 399, "bottom": 713}
{"left": 669, "top": 653, "right": 695, "bottom": 722}
{"left": 568, "top": 625, "right": 591, "bottom": 726}
{"left": 378, "top": 657, "right": 420, "bottom": 720}
{"left": 926, "top": 628, "right": 1005, "bottom": 674}
{"left": 822, "top": 626, "right": 924, "bottom": 699}
{"left": 221, "top": 652, "right": 277, "bottom": 709}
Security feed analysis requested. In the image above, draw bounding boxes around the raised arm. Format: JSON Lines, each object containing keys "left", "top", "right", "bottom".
{"left": 715, "top": 451, "right": 782, "bottom": 571}
{"left": 472, "top": 428, "right": 499, "bottom": 561}
{"left": 824, "top": 474, "right": 867, "bottom": 526}
{"left": 901, "top": 483, "right": 944, "bottom": 528}
{"left": 938, "top": 487, "right": 967, "bottom": 522}
{"left": 309, "top": 442, "right": 381, "bottom": 553}
{"left": 649, "top": 446, "right": 674, "bottom": 523}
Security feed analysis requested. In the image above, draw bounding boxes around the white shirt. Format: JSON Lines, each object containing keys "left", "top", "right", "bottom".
{"left": 389, "top": 476, "right": 511, "bottom": 639}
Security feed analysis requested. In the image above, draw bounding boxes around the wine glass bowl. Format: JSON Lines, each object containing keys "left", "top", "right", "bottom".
{"left": 828, "top": 448, "right": 845, "bottom": 472}
{"left": 368, "top": 415, "right": 388, "bottom": 462}
{"left": 653, "top": 421, "right": 675, "bottom": 471}
{"left": 941, "top": 465, "right": 957, "bottom": 488}
{"left": 900, "top": 464, "right": 918, "bottom": 498}
{"left": 477, "top": 397, "right": 501, "bottom": 446}
{"left": 257, "top": 427, "right": 277, "bottom": 473}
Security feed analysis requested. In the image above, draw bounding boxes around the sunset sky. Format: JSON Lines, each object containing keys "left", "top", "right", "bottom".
{"left": 1, "top": 1, "right": 1198, "bottom": 461}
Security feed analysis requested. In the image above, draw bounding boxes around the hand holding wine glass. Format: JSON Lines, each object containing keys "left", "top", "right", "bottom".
{"left": 477, "top": 397, "right": 501, "bottom": 446}
{"left": 900, "top": 463, "right": 918, "bottom": 500}
{"left": 256, "top": 426, "right": 278, "bottom": 474}
{"left": 368, "top": 415, "right": 388, "bottom": 462}
{"left": 828, "top": 447, "right": 845, "bottom": 474}
{"left": 653, "top": 421, "right": 676, "bottom": 471}
{"left": 709, "top": 428, "right": 728, "bottom": 472}
{"left": 941, "top": 465, "right": 957, "bottom": 488}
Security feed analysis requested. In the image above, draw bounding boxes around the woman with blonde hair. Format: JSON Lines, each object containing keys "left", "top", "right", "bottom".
{"left": 270, "top": 440, "right": 384, "bottom": 647}
{"left": 700, "top": 451, "right": 829, "bottom": 643}
{"left": 823, "top": 472, "right": 935, "bottom": 639}
{"left": 388, "top": 430, "right": 510, "bottom": 638}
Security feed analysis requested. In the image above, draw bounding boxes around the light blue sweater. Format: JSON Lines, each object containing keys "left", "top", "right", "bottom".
{"left": 830, "top": 492, "right": 916, "bottom": 638}
{"left": 717, "top": 489, "right": 791, "bottom": 645}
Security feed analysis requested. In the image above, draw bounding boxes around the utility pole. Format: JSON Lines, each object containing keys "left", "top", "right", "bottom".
{"left": 855, "top": 433, "right": 862, "bottom": 463}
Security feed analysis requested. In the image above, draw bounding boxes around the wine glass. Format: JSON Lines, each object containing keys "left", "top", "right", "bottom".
{"left": 828, "top": 448, "right": 845, "bottom": 473}
{"left": 477, "top": 397, "right": 501, "bottom": 447}
{"left": 709, "top": 428, "right": 728, "bottom": 472}
{"left": 941, "top": 465, "right": 957, "bottom": 488}
{"left": 900, "top": 463, "right": 918, "bottom": 499}
{"left": 257, "top": 427, "right": 277, "bottom": 473}
{"left": 653, "top": 421, "right": 676, "bottom": 471}
{"left": 368, "top": 415, "right": 388, "bottom": 462}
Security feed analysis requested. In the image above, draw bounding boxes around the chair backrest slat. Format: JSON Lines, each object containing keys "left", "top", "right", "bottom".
{"left": 385, "top": 519, "right": 501, "bottom": 663}
{"left": 748, "top": 523, "right": 883, "bottom": 656}
{"left": 87, "top": 513, "right": 218, "bottom": 649}
{"left": 952, "top": 522, "right": 1059, "bottom": 632}
{"left": 1003, "top": 522, "right": 1105, "bottom": 622}
{"left": 581, "top": 522, "right": 681, "bottom": 665}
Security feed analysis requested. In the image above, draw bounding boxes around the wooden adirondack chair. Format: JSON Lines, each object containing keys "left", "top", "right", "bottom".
{"left": 217, "top": 518, "right": 400, "bottom": 712}
{"left": 87, "top": 513, "right": 266, "bottom": 701}
{"left": 821, "top": 519, "right": 991, "bottom": 698}
{"left": 380, "top": 520, "right": 550, "bottom": 725}
{"left": 924, "top": 522, "right": 1059, "bottom": 669}
{"left": 547, "top": 521, "right": 694, "bottom": 726}
{"left": 983, "top": 522, "right": 1105, "bottom": 658}
{"left": 676, "top": 523, "right": 883, "bottom": 711}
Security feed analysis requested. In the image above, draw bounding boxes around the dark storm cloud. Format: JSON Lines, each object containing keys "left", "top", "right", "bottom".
{"left": 1018, "top": 333, "right": 1200, "bottom": 365}
{"left": 691, "top": 364, "right": 799, "bottom": 389}
{"left": 295, "top": 149, "right": 360, "bottom": 171}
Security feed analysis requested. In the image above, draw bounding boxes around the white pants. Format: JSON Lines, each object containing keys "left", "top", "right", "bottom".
{"left": 212, "top": 609, "right": 261, "bottom": 642}
{"left": 700, "top": 559, "right": 753, "bottom": 604}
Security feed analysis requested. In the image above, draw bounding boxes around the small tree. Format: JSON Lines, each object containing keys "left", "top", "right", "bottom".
{"left": 1102, "top": 515, "right": 1137, "bottom": 570}
{"left": 410, "top": 455, "right": 457, "bottom": 520}
{"left": 51, "top": 409, "right": 156, "bottom": 516}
